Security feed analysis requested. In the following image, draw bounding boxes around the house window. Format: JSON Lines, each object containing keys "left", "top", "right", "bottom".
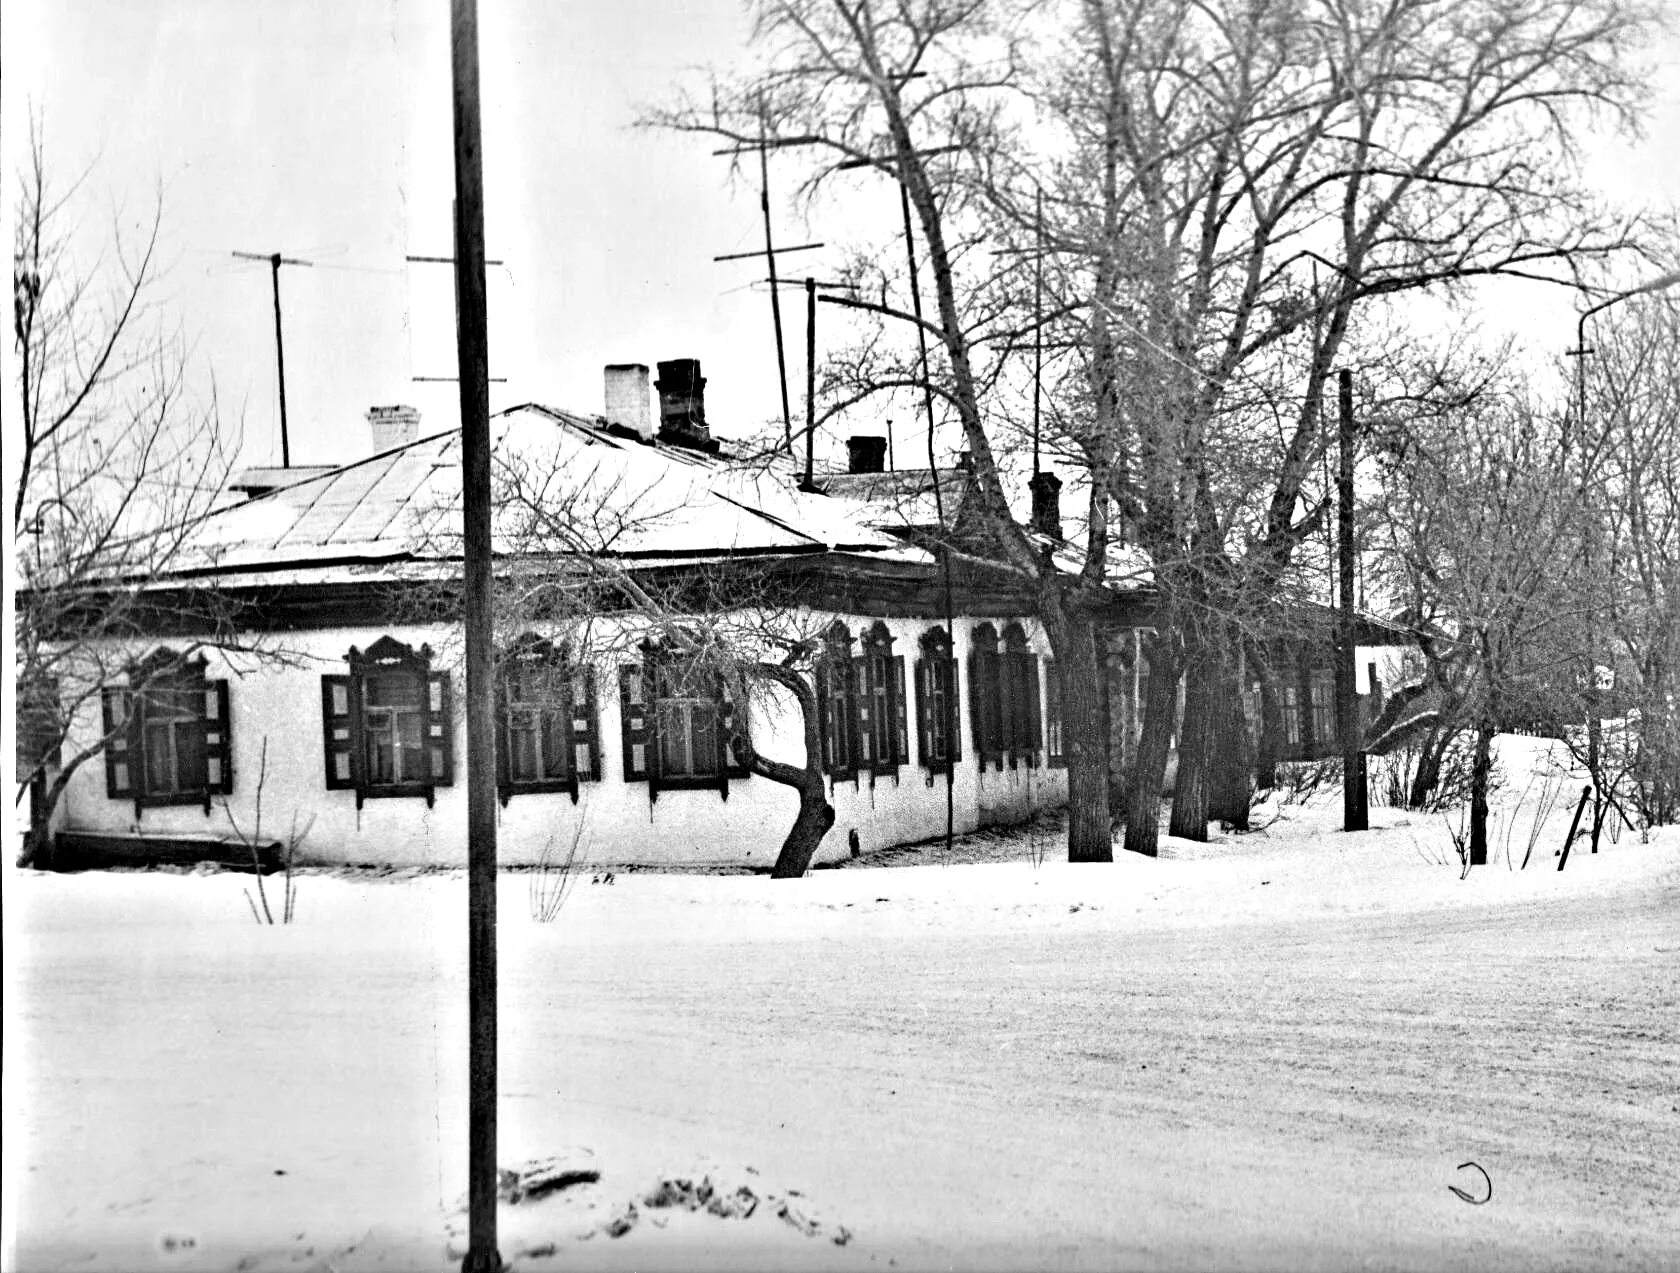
{"left": 858, "top": 622, "right": 909, "bottom": 775}
{"left": 102, "top": 650, "right": 233, "bottom": 813}
{"left": 1281, "top": 685, "right": 1302, "bottom": 748}
{"left": 915, "top": 626, "right": 962, "bottom": 772}
{"left": 815, "top": 623, "right": 857, "bottom": 778}
{"left": 657, "top": 660, "right": 721, "bottom": 779}
{"left": 969, "top": 623, "right": 1042, "bottom": 770}
{"left": 968, "top": 623, "right": 1003, "bottom": 768}
{"left": 1044, "top": 659, "right": 1065, "bottom": 767}
{"left": 618, "top": 645, "right": 748, "bottom": 799}
{"left": 321, "top": 636, "right": 453, "bottom": 808}
{"left": 497, "top": 636, "right": 598, "bottom": 804}
{"left": 1310, "top": 669, "right": 1337, "bottom": 753}
{"left": 1000, "top": 623, "right": 1043, "bottom": 767}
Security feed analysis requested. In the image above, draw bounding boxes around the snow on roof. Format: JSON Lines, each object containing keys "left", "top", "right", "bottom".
{"left": 170, "top": 405, "right": 907, "bottom": 582}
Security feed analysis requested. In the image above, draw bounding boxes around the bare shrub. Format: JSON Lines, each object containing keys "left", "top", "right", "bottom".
{"left": 530, "top": 808, "right": 591, "bottom": 924}
{"left": 223, "top": 737, "right": 310, "bottom": 924}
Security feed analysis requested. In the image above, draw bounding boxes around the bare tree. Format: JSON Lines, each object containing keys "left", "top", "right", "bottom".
{"left": 1025, "top": 0, "right": 1658, "bottom": 854}
{"left": 12, "top": 122, "right": 252, "bottom": 863}
{"left": 1573, "top": 290, "right": 1680, "bottom": 828}
{"left": 649, "top": 0, "right": 1146, "bottom": 863}
{"left": 649, "top": 0, "right": 1659, "bottom": 863}
{"left": 1371, "top": 379, "right": 1596, "bottom": 865}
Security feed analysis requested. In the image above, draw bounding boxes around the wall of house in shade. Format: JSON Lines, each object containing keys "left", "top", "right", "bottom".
{"left": 50, "top": 609, "right": 1068, "bottom": 869}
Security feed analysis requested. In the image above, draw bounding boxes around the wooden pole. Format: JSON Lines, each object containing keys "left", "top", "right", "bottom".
{"left": 1339, "top": 369, "right": 1367, "bottom": 831}
{"left": 450, "top": 1, "right": 501, "bottom": 1269}
{"left": 759, "top": 95, "right": 794, "bottom": 453}
{"left": 268, "top": 255, "right": 291, "bottom": 468}
{"left": 803, "top": 277, "right": 817, "bottom": 489}
{"left": 1033, "top": 186, "right": 1042, "bottom": 476}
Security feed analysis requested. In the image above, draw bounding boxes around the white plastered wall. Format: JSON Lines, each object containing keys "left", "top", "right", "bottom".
{"left": 53, "top": 609, "right": 1068, "bottom": 868}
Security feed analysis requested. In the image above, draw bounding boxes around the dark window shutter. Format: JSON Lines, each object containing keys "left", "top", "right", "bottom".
{"left": 852, "top": 655, "right": 873, "bottom": 768}
{"left": 619, "top": 665, "right": 649, "bottom": 781}
{"left": 204, "top": 680, "right": 234, "bottom": 794}
{"left": 893, "top": 656, "right": 908, "bottom": 767}
{"left": 575, "top": 668, "right": 600, "bottom": 784}
{"left": 947, "top": 657, "right": 963, "bottom": 763}
{"left": 321, "top": 675, "right": 358, "bottom": 790}
{"left": 1025, "top": 656, "right": 1043, "bottom": 766}
{"left": 814, "top": 663, "right": 832, "bottom": 772}
{"left": 969, "top": 650, "right": 999, "bottom": 768}
{"left": 914, "top": 658, "right": 931, "bottom": 767}
{"left": 102, "top": 686, "right": 135, "bottom": 799}
{"left": 427, "top": 672, "right": 454, "bottom": 786}
{"left": 1000, "top": 651, "right": 1020, "bottom": 767}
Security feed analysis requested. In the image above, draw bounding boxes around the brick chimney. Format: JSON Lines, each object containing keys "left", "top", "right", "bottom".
{"left": 603, "top": 363, "right": 655, "bottom": 442}
{"left": 1029, "top": 470, "right": 1063, "bottom": 540}
{"left": 367, "top": 405, "right": 421, "bottom": 453}
{"left": 654, "top": 358, "right": 718, "bottom": 453}
{"left": 846, "top": 436, "right": 888, "bottom": 474}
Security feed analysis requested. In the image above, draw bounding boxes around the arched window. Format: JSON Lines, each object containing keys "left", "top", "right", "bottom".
{"left": 1001, "top": 623, "right": 1043, "bottom": 768}
{"left": 967, "top": 623, "right": 1003, "bottom": 769}
{"left": 859, "top": 622, "right": 909, "bottom": 774}
{"left": 618, "top": 639, "right": 748, "bottom": 801}
{"left": 968, "top": 623, "right": 1043, "bottom": 770}
{"left": 321, "top": 636, "right": 453, "bottom": 808}
{"left": 496, "top": 635, "right": 599, "bottom": 805}
{"left": 814, "top": 622, "right": 857, "bottom": 778}
{"left": 102, "top": 648, "right": 232, "bottom": 814}
{"left": 915, "top": 626, "right": 962, "bottom": 772}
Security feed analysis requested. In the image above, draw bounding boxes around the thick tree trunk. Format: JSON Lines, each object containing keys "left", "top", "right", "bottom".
{"left": 1209, "top": 668, "right": 1253, "bottom": 830}
{"left": 1250, "top": 647, "right": 1282, "bottom": 792}
{"left": 1408, "top": 728, "right": 1448, "bottom": 810}
{"left": 736, "top": 663, "right": 836, "bottom": 879}
{"left": 1123, "top": 632, "right": 1180, "bottom": 857}
{"left": 770, "top": 785, "right": 837, "bottom": 878}
{"left": 1059, "top": 608, "right": 1113, "bottom": 863}
{"left": 1468, "top": 722, "right": 1492, "bottom": 867}
{"left": 1168, "top": 647, "right": 1215, "bottom": 841}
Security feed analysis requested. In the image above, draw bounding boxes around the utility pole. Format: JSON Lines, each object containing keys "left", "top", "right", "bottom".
{"left": 231, "top": 250, "right": 313, "bottom": 467}
{"left": 1338, "top": 369, "right": 1368, "bottom": 831}
{"left": 804, "top": 277, "right": 817, "bottom": 489}
{"left": 449, "top": 0, "right": 500, "bottom": 1269}
{"left": 710, "top": 106, "right": 825, "bottom": 453}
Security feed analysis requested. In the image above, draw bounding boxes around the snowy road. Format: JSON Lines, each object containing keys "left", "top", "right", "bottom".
{"left": 5, "top": 808, "right": 1678, "bottom": 1271}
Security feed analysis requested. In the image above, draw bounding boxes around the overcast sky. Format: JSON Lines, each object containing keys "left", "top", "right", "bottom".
{"left": 6, "top": 1, "right": 1678, "bottom": 474}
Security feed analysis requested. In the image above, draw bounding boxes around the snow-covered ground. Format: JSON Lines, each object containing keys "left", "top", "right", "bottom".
{"left": 5, "top": 737, "right": 1678, "bottom": 1271}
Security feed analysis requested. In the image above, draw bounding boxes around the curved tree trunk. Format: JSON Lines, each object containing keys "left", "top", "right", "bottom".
{"left": 1123, "top": 631, "right": 1180, "bottom": 857}
{"left": 771, "top": 787, "right": 837, "bottom": 879}
{"left": 729, "top": 663, "right": 836, "bottom": 879}
{"left": 1408, "top": 728, "right": 1449, "bottom": 809}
